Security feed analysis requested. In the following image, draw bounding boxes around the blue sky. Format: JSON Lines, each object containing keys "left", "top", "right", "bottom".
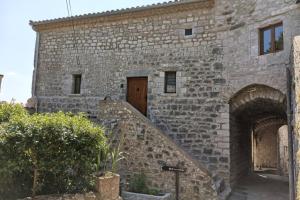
{"left": 0, "top": 0, "right": 163, "bottom": 103}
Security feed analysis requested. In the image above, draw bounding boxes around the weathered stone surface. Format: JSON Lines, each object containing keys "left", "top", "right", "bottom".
{"left": 19, "top": 192, "right": 98, "bottom": 200}
{"left": 98, "top": 100, "right": 218, "bottom": 200}
{"left": 20, "top": 193, "right": 124, "bottom": 200}
{"left": 95, "top": 174, "right": 120, "bottom": 200}
{"left": 122, "top": 192, "right": 171, "bottom": 200}
{"left": 292, "top": 36, "right": 300, "bottom": 199}
{"left": 19, "top": 176, "right": 122, "bottom": 200}
{"left": 30, "top": 0, "right": 300, "bottom": 198}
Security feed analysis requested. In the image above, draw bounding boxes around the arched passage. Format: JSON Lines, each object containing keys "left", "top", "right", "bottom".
{"left": 252, "top": 117, "right": 286, "bottom": 174}
{"left": 229, "top": 84, "right": 288, "bottom": 186}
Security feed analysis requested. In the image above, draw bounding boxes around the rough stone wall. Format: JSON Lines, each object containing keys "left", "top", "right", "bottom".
{"left": 97, "top": 100, "right": 218, "bottom": 200}
{"left": 214, "top": 0, "right": 300, "bottom": 185}
{"left": 215, "top": 0, "right": 299, "bottom": 97}
{"left": 229, "top": 114, "right": 251, "bottom": 186}
{"left": 122, "top": 192, "right": 171, "bottom": 200}
{"left": 278, "top": 125, "right": 289, "bottom": 176}
{"left": 32, "top": 0, "right": 300, "bottom": 188}
{"left": 253, "top": 124, "right": 279, "bottom": 170}
{"left": 122, "top": 191, "right": 172, "bottom": 200}
{"left": 20, "top": 192, "right": 98, "bottom": 200}
{"left": 292, "top": 36, "right": 300, "bottom": 199}
{"left": 34, "top": 0, "right": 230, "bottom": 182}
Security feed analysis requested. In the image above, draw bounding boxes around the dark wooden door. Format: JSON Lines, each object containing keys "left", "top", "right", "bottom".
{"left": 127, "top": 77, "right": 148, "bottom": 115}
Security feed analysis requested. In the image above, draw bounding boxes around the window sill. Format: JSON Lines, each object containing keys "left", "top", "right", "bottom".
{"left": 68, "top": 94, "right": 82, "bottom": 97}
{"left": 184, "top": 35, "right": 194, "bottom": 39}
{"left": 259, "top": 51, "right": 284, "bottom": 56}
{"left": 161, "top": 93, "right": 177, "bottom": 97}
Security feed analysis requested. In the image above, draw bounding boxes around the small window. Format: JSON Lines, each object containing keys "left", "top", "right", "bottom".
{"left": 185, "top": 28, "right": 193, "bottom": 36}
{"left": 72, "top": 74, "right": 81, "bottom": 94}
{"left": 260, "top": 22, "right": 283, "bottom": 55}
{"left": 165, "top": 71, "right": 176, "bottom": 93}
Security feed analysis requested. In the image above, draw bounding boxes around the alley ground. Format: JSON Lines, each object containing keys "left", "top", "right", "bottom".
{"left": 228, "top": 173, "right": 289, "bottom": 200}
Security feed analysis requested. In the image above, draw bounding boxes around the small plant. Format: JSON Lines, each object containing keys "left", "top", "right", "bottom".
{"left": 129, "top": 173, "right": 147, "bottom": 194}
{"left": 94, "top": 132, "right": 125, "bottom": 200}
{"left": 111, "top": 142, "right": 125, "bottom": 173}
{"left": 128, "top": 173, "right": 160, "bottom": 196}
{"left": 97, "top": 131, "right": 125, "bottom": 176}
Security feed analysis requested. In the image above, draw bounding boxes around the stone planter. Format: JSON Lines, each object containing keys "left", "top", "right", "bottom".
{"left": 95, "top": 173, "right": 120, "bottom": 200}
{"left": 122, "top": 191, "right": 171, "bottom": 200}
{"left": 20, "top": 192, "right": 97, "bottom": 200}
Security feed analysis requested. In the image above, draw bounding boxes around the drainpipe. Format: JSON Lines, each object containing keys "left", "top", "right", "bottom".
{"left": 286, "top": 67, "right": 296, "bottom": 200}
{"left": 32, "top": 32, "right": 40, "bottom": 112}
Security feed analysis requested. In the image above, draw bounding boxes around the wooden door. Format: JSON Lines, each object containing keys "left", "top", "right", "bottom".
{"left": 127, "top": 77, "right": 148, "bottom": 115}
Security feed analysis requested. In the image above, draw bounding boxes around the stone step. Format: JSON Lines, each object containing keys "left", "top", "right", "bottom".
{"left": 218, "top": 187, "right": 231, "bottom": 200}
{"left": 228, "top": 189, "right": 247, "bottom": 200}
{"left": 228, "top": 194, "right": 247, "bottom": 200}
{"left": 212, "top": 173, "right": 226, "bottom": 194}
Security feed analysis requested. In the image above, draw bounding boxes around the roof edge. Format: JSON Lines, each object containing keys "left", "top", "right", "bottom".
{"left": 29, "top": 0, "right": 214, "bottom": 31}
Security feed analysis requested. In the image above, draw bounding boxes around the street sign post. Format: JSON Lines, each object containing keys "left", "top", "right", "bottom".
{"left": 162, "top": 165, "right": 185, "bottom": 200}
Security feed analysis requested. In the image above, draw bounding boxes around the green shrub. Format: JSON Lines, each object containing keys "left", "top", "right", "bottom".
{"left": 0, "top": 102, "right": 27, "bottom": 123}
{"left": 128, "top": 173, "right": 160, "bottom": 196}
{"left": 0, "top": 103, "right": 107, "bottom": 199}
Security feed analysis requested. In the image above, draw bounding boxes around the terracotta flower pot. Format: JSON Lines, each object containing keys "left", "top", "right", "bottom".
{"left": 95, "top": 173, "right": 120, "bottom": 200}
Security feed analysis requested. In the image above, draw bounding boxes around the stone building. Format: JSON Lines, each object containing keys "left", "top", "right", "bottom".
{"left": 30, "top": 0, "right": 300, "bottom": 199}
{"left": 0, "top": 74, "right": 3, "bottom": 93}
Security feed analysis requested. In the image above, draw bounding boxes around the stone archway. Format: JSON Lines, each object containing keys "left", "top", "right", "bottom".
{"left": 229, "top": 84, "right": 287, "bottom": 186}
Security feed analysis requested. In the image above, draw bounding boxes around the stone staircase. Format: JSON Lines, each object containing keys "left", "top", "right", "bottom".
{"left": 96, "top": 100, "right": 230, "bottom": 200}
{"left": 227, "top": 186, "right": 248, "bottom": 200}
{"left": 212, "top": 173, "right": 231, "bottom": 200}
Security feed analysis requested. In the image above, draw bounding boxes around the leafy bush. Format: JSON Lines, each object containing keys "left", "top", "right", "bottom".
{"left": 0, "top": 103, "right": 107, "bottom": 199}
{"left": 128, "top": 173, "right": 160, "bottom": 196}
{"left": 0, "top": 102, "right": 27, "bottom": 123}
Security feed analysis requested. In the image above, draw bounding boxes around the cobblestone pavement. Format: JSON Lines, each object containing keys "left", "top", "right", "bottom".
{"left": 228, "top": 173, "right": 289, "bottom": 200}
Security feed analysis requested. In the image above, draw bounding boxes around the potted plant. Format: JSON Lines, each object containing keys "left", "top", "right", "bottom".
{"left": 122, "top": 173, "right": 171, "bottom": 200}
{"left": 94, "top": 132, "right": 125, "bottom": 200}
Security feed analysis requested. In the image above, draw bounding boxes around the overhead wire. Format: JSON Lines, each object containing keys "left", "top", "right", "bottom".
{"left": 65, "top": 0, "right": 91, "bottom": 116}
{"left": 66, "top": 0, "right": 80, "bottom": 65}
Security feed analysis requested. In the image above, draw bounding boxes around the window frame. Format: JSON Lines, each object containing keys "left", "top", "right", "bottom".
{"left": 72, "top": 74, "right": 82, "bottom": 94}
{"left": 259, "top": 22, "right": 283, "bottom": 55}
{"left": 185, "top": 28, "right": 193, "bottom": 36}
{"left": 164, "top": 71, "right": 176, "bottom": 94}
